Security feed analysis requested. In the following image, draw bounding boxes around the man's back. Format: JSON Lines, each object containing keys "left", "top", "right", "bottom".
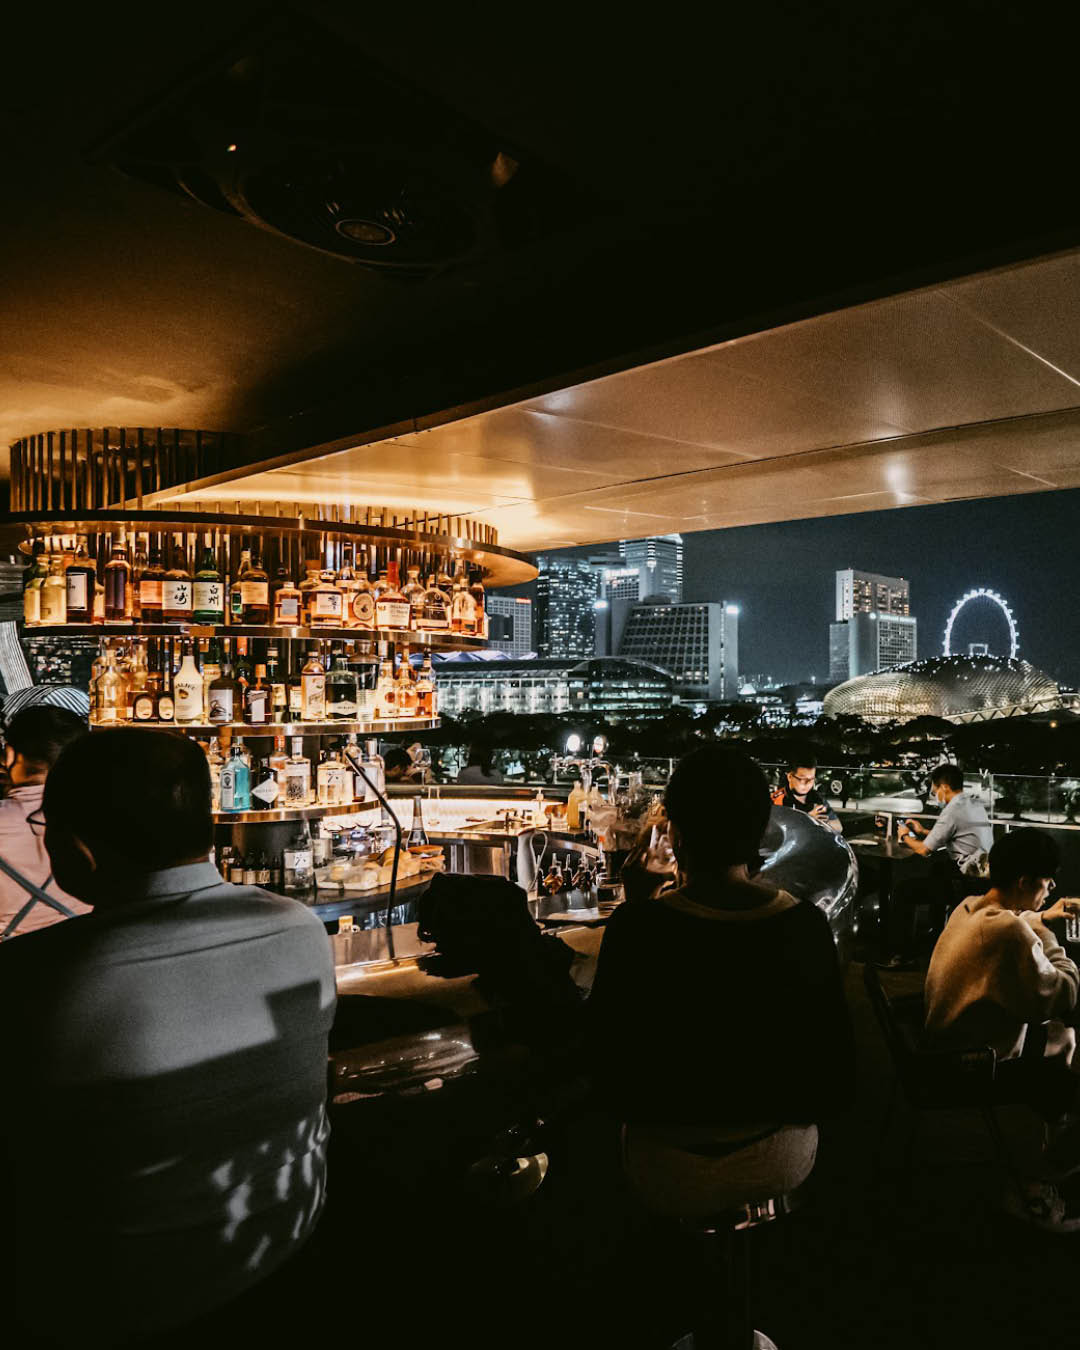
{"left": 2, "top": 861, "right": 336, "bottom": 1342}
{"left": 924, "top": 791, "right": 993, "bottom": 865}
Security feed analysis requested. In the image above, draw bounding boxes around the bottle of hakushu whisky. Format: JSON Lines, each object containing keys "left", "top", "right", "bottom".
{"left": 193, "top": 535, "right": 224, "bottom": 624}
{"left": 162, "top": 535, "right": 192, "bottom": 623}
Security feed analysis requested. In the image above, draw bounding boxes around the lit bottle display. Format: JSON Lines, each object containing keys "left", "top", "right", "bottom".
{"left": 65, "top": 536, "right": 96, "bottom": 623}
{"left": 310, "top": 569, "right": 344, "bottom": 629}
{"left": 192, "top": 536, "right": 224, "bottom": 623}
{"left": 162, "top": 535, "right": 192, "bottom": 622}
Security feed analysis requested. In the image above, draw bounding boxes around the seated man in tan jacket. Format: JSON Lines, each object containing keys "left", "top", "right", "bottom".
{"left": 925, "top": 827, "right": 1080, "bottom": 1230}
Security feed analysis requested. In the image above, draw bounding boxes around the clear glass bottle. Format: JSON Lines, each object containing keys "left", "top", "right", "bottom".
{"left": 208, "top": 649, "right": 241, "bottom": 725}
{"left": 283, "top": 820, "right": 314, "bottom": 900}
{"left": 310, "top": 569, "right": 344, "bottom": 629}
{"left": 193, "top": 535, "right": 224, "bottom": 624}
{"left": 66, "top": 536, "right": 96, "bottom": 623}
{"left": 317, "top": 742, "right": 350, "bottom": 806}
{"left": 207, "top": 735, "right": 225, "bottom": 811}
{"left": 23, "top": 542, "right": 47, "bottom": 626}
{"left": 450, "top": 561, "right": 476, "bottom": 634}
{"left": 326, "top": 649, "right": 359, "bottom": 719}
{"left": 40, "top": 554, "right": 68, "bottom": 625}
{"left": 408, "top": 795, "right": 429, "bottom": 847}
{"left": 162, "top": 535, "right": 192, "bottom": 623}
{"left": 104, "top": 532, "right": 133, "bottom": 624}
{"left": 173, "top": 638, "right": 204, "bottom": 723}
{"left": 298, "top": 561, "right": 323, "bottom": 627}
{"left": 285, "top": 736, "right": 312, "bottom": 805}
{"left": 138, "top": 539, "right": 165, "bottom": 621}
{"left": 415, "top": 652, "right": 436, "bottom": 718}
{"left": 353, "top": 639, "right": 379, "bottom": 718}
{"left": 128, "top": 640, "right": 155, "bottom": 721}
{"left": 357, "top": 739, "right": 385, "bottom": 797}
{"left": 350, "top": 550, "right": 376, "bottom": 630}
{"left": 403, "top": 565, "right": 425, "bottom": 628}
{"left": 468, "top": 566, "right": 487, "bottom": 639}
{"left": 336, "top": 547, "right": 360, "bottom": 628}
{"left": 92, "top": 644, "right": 127, "bottom": 724}
{"left": 375, "top": 559, "right": 411, "bottom": 631}
{"left": 394, "top": 647, "right": 418, "bottom": 716}
{"left": 372, "top": 649, "right": 397, "bottom": 720}
{"left": 240, "top": 550, "right": 270, "bottom": 625}
{"left": 301, "top": 647, "right": 326, "bottom": 721}
{"left": 269, "top": 732, "right": 289, "bottom": 788}
{"left": 244, "top": 663, "right": 270, "bottom": 725}
{"left": 419, "top": 572, "right": 451, "bottom": 631}
{"left": 273, "top": 569, "right": 303, "bottom": 627}
{"left": 219, "top": 740, "right": 252, "bottom": 812}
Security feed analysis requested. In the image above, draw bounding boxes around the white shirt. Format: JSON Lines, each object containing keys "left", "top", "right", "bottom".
{"left": 923, "top": 792, "right": 993, "bottom": 865}
{"left": 0, "top": 783, "right": 89, "bottom": 934}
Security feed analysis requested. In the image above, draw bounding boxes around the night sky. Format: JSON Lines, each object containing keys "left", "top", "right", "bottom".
{"left": 505, "top": 487, "right": 1080, "bottom": 690}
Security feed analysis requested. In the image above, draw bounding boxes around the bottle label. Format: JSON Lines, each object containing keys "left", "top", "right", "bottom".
{"left": 241, "top": 581, "right": 269, "bottom": 605}
{"left": 302, "top": 674, "right": 325, "bottom": 719}
{"left": 253, "top": 777, "right": 279, "bottom": 806}
{"left": 284, "top": 848, "right": 313, "bottom": 873}
{"left": 156, "top": 695, "right": 175, "bottom": 721}
{"left": 208, "top": 687, "right": 234, "bottom": 723}
{"left": 193, "top": 581, "right": 223, "bottom": 615}
{"left": 174, "top": 683, "right": 203, "bottom": 721}
{"left": 352, "top": 592, "right": 376, "bottom": 627}
{"left": 257, "top": 866, "right": 271, "bottom": 885}
{"left": 285, "top": 767, "right": 309, "bottom": 804}
{"left": 289, "top": 685, "right": 303, "bottom": 712}
{"left": 231, "top": 587, "right": 244, "bottom": 617}
{"left": 328, "top": 699, "right": 357, "bottom": 718}
{"left": 24, "top": 589, "right": 41, "bottom": 624}
{"left": 275, "top": 594, "right": 300, "bottom": 623}
{"left": 313, "top": 591, "right": 343, "bottom": 617}
{"left": 133, "top": 693, "right": 156, "bottom": 721}
{"left": 229, "top": 862, "right": 246, "bottom": 884}
{"left": 271, "top": 682, "right": 286, "bottom": 709}
{"left": 246, "top": 688, "right": 269, "bottom": 724}
{"left": 376, "top": 598, "right": 412, "bottom": 630}
{"left": 139, "top": 579, "right": 163, "bottom": 606}
{"left": 41, "top": 588, "right": 66, "bottom": 624}
{"left": 163, "top": 580, "right": 191, "bottom": 613}
{"left": 420, "top": 604, "right": 449, "bottom": 630}
{"left": 66, "top": 575, "right": 89, "bottom": 613}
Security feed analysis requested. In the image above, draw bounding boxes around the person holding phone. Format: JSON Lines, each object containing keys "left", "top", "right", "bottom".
{"left": 771, "top": 748, "right": 842, "bottom": 832}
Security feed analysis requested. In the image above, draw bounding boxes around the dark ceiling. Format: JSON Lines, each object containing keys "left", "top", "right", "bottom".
{"left": 2, "top": 4, "right": 1077, "bottom": 486}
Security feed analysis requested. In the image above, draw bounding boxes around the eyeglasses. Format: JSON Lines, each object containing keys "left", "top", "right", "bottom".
{"left": 790, "top": 773, "right": 816, "bottom": 785}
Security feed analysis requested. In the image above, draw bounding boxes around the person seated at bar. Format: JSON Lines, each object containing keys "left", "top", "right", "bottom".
{"left": 0, "top": 728, "right": 337, "bottom": 1344}
{"left": 885, "top": 762, "right": 994, "bottom": 966}
{"left": 924, "top": 828, "right": 1080, "bottom": 1229}
{"left": 0, "top": 703, "right": 91, "bottom": 937}
{"left": 457, "top": 742, "right": 504, "bottom": 785}
{"left": 771, "top": 747, "right": 841, "bottom": 832}
{"left": 589, "top": 743, "right": 854, "bottom": 1216}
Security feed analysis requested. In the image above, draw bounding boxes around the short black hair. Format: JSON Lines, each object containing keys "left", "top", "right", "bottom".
{"left": 383, "top": 746, "right": 412, "bottom": 774}
{"left": 930, "top": 763, "right": 964, "bottom": 792}
{"left": 666, "top": 743, "right": 771, "bottom": 871}
{"left": 43, "top": 728, "right": 212, "bottom": 869}
{"left": 786, "top": 745, "right": 817, "bottom": 774}
{"left": 4, "top": 705, "right": 87, "bottom": 770}
{"left": 988, "top": 828, "right": 1059, "bottom": 890}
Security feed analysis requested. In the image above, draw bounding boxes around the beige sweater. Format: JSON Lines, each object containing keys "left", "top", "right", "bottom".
{"left": 924, "top": 893, "right": 1079, "bottom": 1060}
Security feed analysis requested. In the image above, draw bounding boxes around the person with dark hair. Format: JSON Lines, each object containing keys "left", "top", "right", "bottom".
{"left": 899, "top": 762, "right": 991, "bottom": 866}
{"left": 0, "top": 703, "right": 90, "bottom": 936}
{"left": 0, "top": 728, "right": 336, "bottom": 1343}
{"left": 383, "top": 744, "right": 415, "bottom": 783}
{"left": 590, "top": 743, "right": 854, "bottom": 1217}
{"left": 925, "top": 828, "right": 1080, "bottom": 1229}
{"left": 771, "top": 746, "right": 841, "bottom": 832}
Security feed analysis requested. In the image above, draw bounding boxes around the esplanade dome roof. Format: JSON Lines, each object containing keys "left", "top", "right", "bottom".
{"left": 823, "top": 654, "right": 1062, "bottom": 724}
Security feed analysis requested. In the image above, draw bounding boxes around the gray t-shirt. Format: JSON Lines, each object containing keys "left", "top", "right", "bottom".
{"left": 1, "top": 861, "right": 336, "bottom": 1341}
{"left": 923, "top": 792, "right": 993, "bottom": 864}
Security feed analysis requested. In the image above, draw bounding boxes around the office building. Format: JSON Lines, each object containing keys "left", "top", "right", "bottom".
{"left": 835, "top": 568, "right": 910, "bottom": 621}
{"left": 619, "top": 535, "right": 683, "bottom": 603}
{"left": 534, "top": 555, "right": 598, "bottom": 658}
{"left": 486, "top": 596, "right": 533, "bottom": 657}
{"left": 434, "top": 653, "right": 674, "bottom": 720}
{"left": 830, "top": 568, "right": 916, "bottom": 682}
{"left": 617, "top": 598, "right": 739, "bottom": 702}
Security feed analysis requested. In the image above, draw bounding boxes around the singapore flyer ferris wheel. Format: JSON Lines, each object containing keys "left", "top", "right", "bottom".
{"left": 942, "top": 588, "right": 1019, "bottom": 660}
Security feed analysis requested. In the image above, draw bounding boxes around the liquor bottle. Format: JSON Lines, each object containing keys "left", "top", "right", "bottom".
{"left": 208, "top": 650, "right": 241, "bottom": 725}
{"left": 269, "top": 733, "right": 289, "bottom": 788}
{"left": 251, "top": 758, "right": 281, "bottom": 810}
{"left": 284, "top": 737, "right": 312, "bottom": 805}
{"left": 242, "top": 855, "right": 258, "bottom": 886}
{"left": 288, "top": 672, "right": 304, "bottom": 721}
{"left": 266, "top": 646, "right": 287, "bottom": 722}
{"left": 336, "top": 547, "right": 360, "bottom": 627}
{"left": 162, "top": 535, "right": 192, "bottom": 623}
{"left": 66, "top": 536, "right": 96, "bottom": 623}
{"left": 408, "top": 795, "right": 429, "bottom": 847}
{"left": 40, "top": 554, "right": 68, "bottom": 625}
{"left": 92, "top": 644, "right": 127, "bottom": 724}
{"left": 23, "top": 542, "right": 47, "bottom": 625}
{"left": 128, "top": 641, "right": 156, "bottom": 722}
{"left": 301, "top": 648, "right": 326, "bottom": 721}
{"left": 207, "top": 736, "right": 225, "bottom": 811}
{"left": 317, "top": 743, "right": 349, "bottom": 806}
{"left": 138, "top": 539, "right": 165, "bottom": 621}
{"left": 171, "top": 638, "right": 203, "bottom": 722}
{"left": 415, "top": 652, "right": 436, "bottom": 718}
{"left": 192, "top": 535, "right": 225, "bottom": 624}
{"left": 131, "top": 535, "right": 148, "bottom": 620}
{"left": 375, "top": 559, "right": 411, "bottom": 631}
{"left": 92, "top": 576, "right": 106, "bottom": 624}
{"left": 298, "top": 561, "right": 323, "bottom": 626}
{"left": 219, "top": 741, "right": 252, "bottom": 812}
{"left": 353, "top": 639, "right": 379, "bottom": 719}
{"left": 394, "top": 648, "right": 418, "bottom": 716}
{"left": 403, "top": 565, "right": 426, "bottom": 628}
{"left": 240, "top": 550, "right": 270, "bottom": 624}
{"left": 360, "top": 739, "right": 385, "bottom": 797}
{"left": 468, "top": 567, "right": 487, "bottom": 639}
{"left": 233, "top": 637, "right": 253, "bottom": 695}
{"left": 245, "top": 663, "right": 270, "bottom": 725}
{"left": 326, "top": 649, "right": 359, "bottom": 720}
{"left": 104, "top": 532, "right": 133, "bottom": 624}
{"left": 272, "top": 568, "right": 303, "bottom": 627}
{"left": 372, "top": 649, "right": 397, "bottom": 720}
{"left": 350, "top": 549, "right": 376, "bottom": 630}
{"left": 200, "top": 638, "right": 222, "bottom": 716}
{"left": 310, "top": 568, "right": 344, "bottom": 629}
{"left": 450, "top": 561, "right": 476, "bottom": 634}
{"left": 282, "top": 821, "right": 314, "bottom": 900}
{"left": 419, "top": 572, "right": 451, "bottom": 631}
{"left": 155, "top": 655, "right": 175, "bottom": 722}
{"left": 256, "top": 853, "right": 272, "bottom": 887}
{"left": 228, "top": 851, "right": 247, "bottom": 885}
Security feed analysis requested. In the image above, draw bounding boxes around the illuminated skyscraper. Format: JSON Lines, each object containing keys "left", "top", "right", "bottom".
{"left": 534, "top": 555, "right": 598, "bottom": 658}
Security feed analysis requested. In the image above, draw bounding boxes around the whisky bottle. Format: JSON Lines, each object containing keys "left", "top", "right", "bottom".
{"left": 23, "top": 543, "right": 47, "bottom": 626}
{"left": 154, "top": 654, "right": 175, "bottom": 723}
{"left": 131, "top": 535, "right": 148, "bottom": 621}
{"left": 241, "top": 550, "right": 270, "bottom": 625}
{"left": 326, "top": 649, "right": 359, "bottom": 719}
{"left": 66, "top": 536, "right": 96, "bottom": 623}
{"left": 298, "top": 561, "right": 323, "bottom": 626}
{"left": 162, "top": 535, "right": 193, "bottom": 623}
{"left": 375, "top": 559, "right": 411, "bottom": 631}
{"left": 245, "top": 663, "right": 270, "bottom": 725}
{"left": 450, "top": 561, "right": 476, "bottom": 634}
{"left": 415, "top": 652, "right": 436, "bottom": 718}
{"left": 301, "top": 647, "right": 326, "bottom": 721}
{"left": 284, "top": 737, "right": 312, "bottom": 805}
{"left": 373, "top": 650, "right": 397, "bottom": 720}
{"left": 129, "top": 640, "right": 156, "bottom": 722}
{"left": 138, "top": 539, "right": 165, "bottom": 621}
{"left": 419, "top": 573, "right": 451, "bottom": 631}
{"left": 93, "top": 644, "right": 127, "bottom": 724}
{"left": 193, "top": 535, "right": 225, "bottom": 624}
{"left": 40, "top": 554, "right": 68, "bottom": 625}
{"left": 208, "top": 650, "right": 241, "bottom": 725}
{"left": 350, "top": 561, "right": 376, "bottom": 630}
{"left": 310, "top": 569, "right": 344, "bottom": 629}
{"left": 317, "top": 743, "right": 350, "bottom": 806}
{"left": 266, "top": 646, "right": 287, "bottom": 722}
{"left": 336, "top": 547, "right": 360, "bottom": 627}
{"left": 468, "top": 567, "right": 487, "bottom": 639}
{"left": 273, "top": 569, "right": 303, "bottom": 627}
{"left": 394, "top": 648, "right": 418, "bottom": 716}
{"left": 403, "top": 565, "right": 425, "bottom": 628}
{"left": 104, "top": 532, "right": 133, "bottom": 624}
{"left": 251, "top": 758, "right": 281, "bottom": 810}
{"left": 173, "top": 639, "right": 204, "bottom": 724}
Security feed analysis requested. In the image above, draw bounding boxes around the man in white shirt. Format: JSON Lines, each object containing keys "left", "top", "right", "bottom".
{"left": 925, "top": 828, "right": 1080, "bottom": 1230}
{"left": 0, "top": 703, "right": 90, "bottom": 935}
{"left": 900, "top": 762, "right": 993, "bottom": 867}
{"left": 2, "top": 728, "right": 337, "bottom": 1344}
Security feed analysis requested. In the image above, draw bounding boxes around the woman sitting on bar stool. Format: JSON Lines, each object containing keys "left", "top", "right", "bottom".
{"left": 589, "top": 741, "right": 855, "bottom": 1217}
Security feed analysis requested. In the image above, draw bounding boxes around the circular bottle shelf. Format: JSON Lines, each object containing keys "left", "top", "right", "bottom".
{"left": 213, "top": 799, "right": 379, "bottom": 824}
{"left": 25, "top": 622, "right": 486, "bottom": 648}
{"left": 97, "top": 716, "right": 441, "bottom": 735}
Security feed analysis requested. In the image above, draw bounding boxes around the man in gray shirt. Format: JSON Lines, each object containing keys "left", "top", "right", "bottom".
{"left": 900, "top": 762, "right": 993, "bottom": 867}
{"left": 2, "top": 729, "right": 336, "bottom": 1345}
